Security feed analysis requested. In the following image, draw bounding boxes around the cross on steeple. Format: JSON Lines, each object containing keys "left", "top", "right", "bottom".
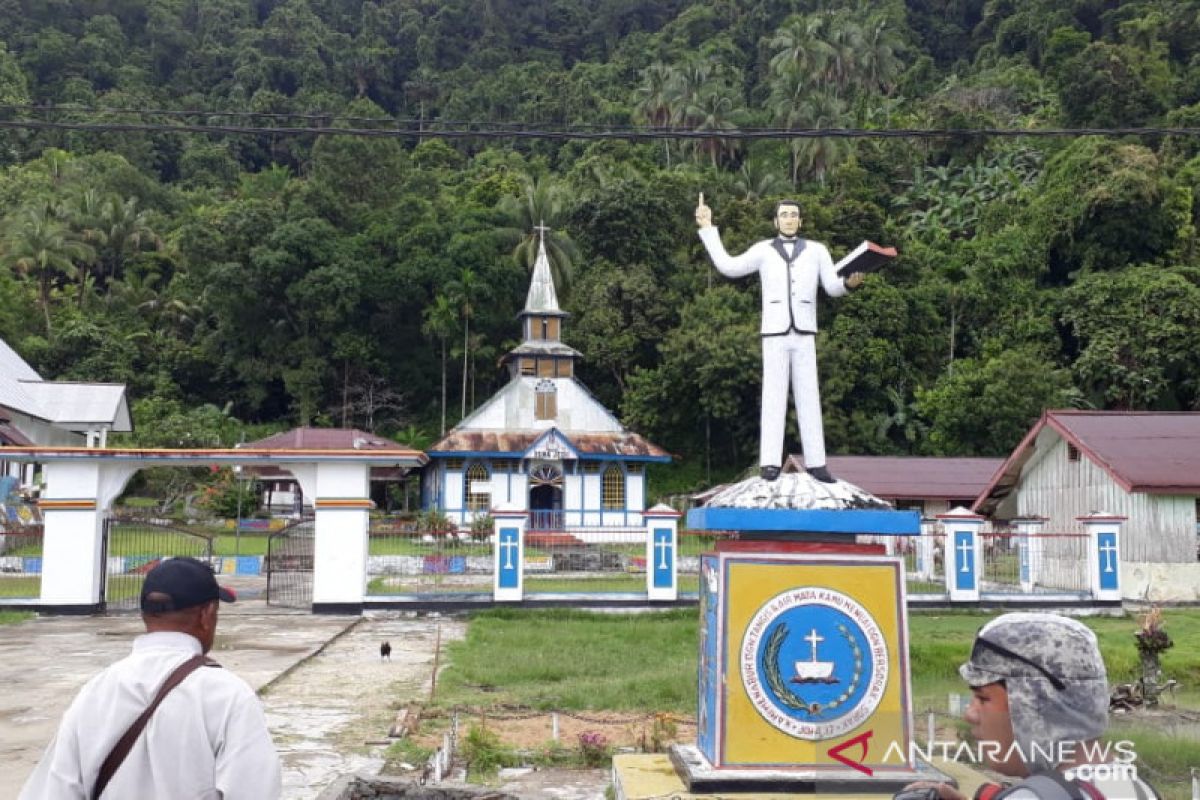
{"left": 533, "top": 220, "right": 551, "bottom": 246}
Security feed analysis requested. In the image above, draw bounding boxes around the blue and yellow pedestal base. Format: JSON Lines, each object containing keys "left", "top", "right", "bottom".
{"left": 675, "top": 506, "right": 948, "bottom": 794}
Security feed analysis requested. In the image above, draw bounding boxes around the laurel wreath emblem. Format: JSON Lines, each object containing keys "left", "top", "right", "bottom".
{"left": 763, "top": 623, "right": 864, "bottom": 720}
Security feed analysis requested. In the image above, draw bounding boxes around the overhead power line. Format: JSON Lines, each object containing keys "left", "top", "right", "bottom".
{"left": 3, "top": 108, "right": 1200, "bottom": 141}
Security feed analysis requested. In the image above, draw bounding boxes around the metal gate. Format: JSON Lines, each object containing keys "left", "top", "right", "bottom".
{"left": 102, "top": 517, "right": 214, "bottom": 611}
{"left": 266, "top": 520, "right": 314, "bottom": 608}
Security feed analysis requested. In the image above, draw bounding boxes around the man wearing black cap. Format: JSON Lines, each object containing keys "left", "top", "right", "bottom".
{"left": 20, "top": 557, "right": 281, "bottom": 799}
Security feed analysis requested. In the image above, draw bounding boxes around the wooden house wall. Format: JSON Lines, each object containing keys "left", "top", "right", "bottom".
{"left": 1016, "top": 437, "right": 1194, "bottom": 563}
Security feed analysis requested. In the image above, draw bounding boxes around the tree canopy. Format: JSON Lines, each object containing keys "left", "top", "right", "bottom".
{"left": 4, "top": 0, "right": 1200, "bottom": 496}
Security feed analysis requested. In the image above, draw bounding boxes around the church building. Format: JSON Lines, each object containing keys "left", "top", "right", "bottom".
{"left": 422, "top": 236, "right": 670, "bottom": 531}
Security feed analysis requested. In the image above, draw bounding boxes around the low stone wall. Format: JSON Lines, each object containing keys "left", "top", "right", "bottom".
{"left": 1123, "top": 561, "right": 1200, "bottom": 602}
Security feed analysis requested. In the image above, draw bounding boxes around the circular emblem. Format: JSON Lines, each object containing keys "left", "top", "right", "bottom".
{"left": 740, "top": 587, "right": 889, "bottom": 740}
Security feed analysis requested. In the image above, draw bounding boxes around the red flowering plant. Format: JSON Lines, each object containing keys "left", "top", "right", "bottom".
{"left": 577, "top": 731, "right": 611, "bottom": 767}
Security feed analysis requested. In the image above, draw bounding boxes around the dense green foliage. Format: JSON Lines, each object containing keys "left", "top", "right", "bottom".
{"left": 4, "top": 0, "right": 1200, "bottom": 494}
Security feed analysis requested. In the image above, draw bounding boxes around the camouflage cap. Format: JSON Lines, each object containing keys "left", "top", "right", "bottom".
{"left": 959, "top": 613, "right": 1109, "bottom": 770}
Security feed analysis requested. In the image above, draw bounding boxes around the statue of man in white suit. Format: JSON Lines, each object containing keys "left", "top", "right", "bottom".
{"left": 695, "top": 194, "right": 864, "bottom": 483}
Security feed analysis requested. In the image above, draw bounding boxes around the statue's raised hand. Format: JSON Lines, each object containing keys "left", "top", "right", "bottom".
{"left": 695, "top": 192, "right": 712, "bottom": 228}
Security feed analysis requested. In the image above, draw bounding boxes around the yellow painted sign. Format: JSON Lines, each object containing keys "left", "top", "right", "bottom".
{"left": 715, "top": 555, "right": 913, "bottom": 772}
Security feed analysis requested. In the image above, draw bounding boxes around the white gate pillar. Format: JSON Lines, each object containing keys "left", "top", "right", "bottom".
{"left": 644, "top": 504, "right": 680, "bottom": 601}
{"left": 39, "top": 460, "right": 136, "bottom": 611}
{"left": 938, "top": 507, "right": 984, "bottom": 602}
{"left": 915, "top": 517, "right": 937, "bottom": 582}
{"left": 492, "top": 506, "right": 527, "bottom": 602}
{"left": 310, "top": 462, "right": 371, "bottom": 613}
{"left": 1013, "top": 516, "right": 1046, "bottom": 594}
{"left": 1079, "top": 512, "right": 1125, "bottom": 601}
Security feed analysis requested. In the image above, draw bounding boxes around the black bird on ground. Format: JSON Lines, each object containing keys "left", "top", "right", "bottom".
{"left": 380, "top": 641, "right": 392, "bottom": 661}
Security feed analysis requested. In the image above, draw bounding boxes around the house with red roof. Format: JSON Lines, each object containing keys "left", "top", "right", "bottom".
{"left": 783, "top": 454, "right": 1003, "bottom": 518}
{"left": 241, "top": 427, "right": 419, "bottom": 512}
{"left": 973, "top": 410, "right": 1200, "bottom": 601}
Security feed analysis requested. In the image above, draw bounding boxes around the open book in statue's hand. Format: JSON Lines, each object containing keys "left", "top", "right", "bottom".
{"left": 835, "top": 240, "right": 898, "bottom": 278}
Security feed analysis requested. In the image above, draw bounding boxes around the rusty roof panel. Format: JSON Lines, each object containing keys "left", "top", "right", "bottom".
{"left": 429, "top": 430, "right": 670, "bottom": 459}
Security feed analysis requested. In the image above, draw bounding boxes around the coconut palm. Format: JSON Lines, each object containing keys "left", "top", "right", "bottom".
{"left": 1, "top": 205, "right": 94, "bottom": 331}
{"left": 422, "top": 293, "right": 457, "bottom": 435}
{"left": 496, "top": 175, "right": 579, "bottom": 293}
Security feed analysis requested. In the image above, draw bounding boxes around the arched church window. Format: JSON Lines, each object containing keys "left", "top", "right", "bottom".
{"left": 465, "top": 462, "right": 490, "bottom": 512}
{"left": 602, "top": 464, "right": 625, "bottom": 510}
{"left": 535, "top": 379, "right": 557, "bottom": 420}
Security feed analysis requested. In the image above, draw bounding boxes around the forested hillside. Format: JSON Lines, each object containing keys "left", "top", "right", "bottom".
{"left": 2, "top": 0, "right": 1199, "bottom": 490}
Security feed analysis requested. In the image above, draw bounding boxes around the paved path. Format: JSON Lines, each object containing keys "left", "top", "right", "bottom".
{"left": 0, "top": 595, "right": 465, "bottom": 799}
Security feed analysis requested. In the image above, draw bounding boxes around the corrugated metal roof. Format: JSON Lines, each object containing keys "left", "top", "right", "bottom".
{"left": 428, "top": 429, "right": 670, "bottom": 459}
{"left": 973, "top": 410, "right": 1200, "bottom": 514}
{"left": 785, "top": 454, "right": 1003, "bottom": 500}
{"left": 1048, "top": 411, "right": 1200, "bottom": 492}
{"left": 0, "top": 340, "right": 42, "bottom": 418}
{"left": 20, "top": 381, "right": 131, "bottom": 428}
{"left": 243, "top": 427, "right": 414, "bottom": 451}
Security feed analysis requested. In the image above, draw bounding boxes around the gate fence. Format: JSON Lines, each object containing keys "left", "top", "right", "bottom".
{"left": 266, "top": 519, "right": 314, "bottom": 608}
{"left": 0, "top": 524, "right": 43, "bottom": 599}
{"left": 365, "top": 516, "right": 725, "bottom": 599}
{"left": 880, "top": 530, "right": 1091, "bottom": 598}
{"left": 102, "top": 516, "right": 214, "bottom": 611}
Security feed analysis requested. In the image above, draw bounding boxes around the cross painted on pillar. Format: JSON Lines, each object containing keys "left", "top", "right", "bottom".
{"left": 954, "top": 530, "right": 975, "bottom": 591}
{"left": 1097, "top": 531, "right": 1119, "bottom": 592}
{"left": 652, "top": 527, "right": 673, "bottom": 589}
{"left": 498, "top": 527, "right": 521, "bottom": 589}
{"left": 957, "top": 537, "right": 972, "bottom": 573}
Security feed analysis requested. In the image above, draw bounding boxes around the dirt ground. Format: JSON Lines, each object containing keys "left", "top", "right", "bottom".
{"left": 411, "top": 707, "right": 697, "bottom": 753}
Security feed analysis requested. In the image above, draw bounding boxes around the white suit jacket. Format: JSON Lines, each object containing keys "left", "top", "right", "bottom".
{"left": 699, "top": 226, "right": 847, "bottom": 334}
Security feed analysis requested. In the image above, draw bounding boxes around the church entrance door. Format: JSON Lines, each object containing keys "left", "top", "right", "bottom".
{"left": 528, "top": 465, "right": 564, "bottom": 531}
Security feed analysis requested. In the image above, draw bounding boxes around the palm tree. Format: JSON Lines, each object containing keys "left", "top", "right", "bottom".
{"left": 496, "top": 175, "right": 579, "bottom": 292}
{"left": 768, "top": 14, "right": 833, "bottom": 86}
{"left": 633, "top": 62, "right": 680, "bottom": 165}
{"left": 97, "top": 195, "right": 162, "bottom": 283}
{"left": 421, "top": 294, "right": 457, "bottom": 435}
{"left": 1, "top": 205, "right": 94, "bottom": 331}
{"left": 446, "top": 268, "right": 480, "bottom": 420}
{"left": 686, "top": 85, "right": 743, "bottom": 169}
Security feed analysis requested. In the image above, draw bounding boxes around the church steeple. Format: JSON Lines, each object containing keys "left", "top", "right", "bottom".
{"left": 504, "top": 224, "right": 580, "bottom": 380}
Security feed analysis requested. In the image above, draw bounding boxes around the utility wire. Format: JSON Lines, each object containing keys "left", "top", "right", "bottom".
{"left": 3, "top": 116, "right": 1200, "bottom": 140}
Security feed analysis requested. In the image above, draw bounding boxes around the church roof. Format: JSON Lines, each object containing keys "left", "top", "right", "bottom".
{"left": 506, "top": 340, "right": 582, "bottom": 358}
{"left": 428, "top": 429, "right": 670, "bottom": 461}
{"left": 521, "top": 237, "right": 566, "bottom": 317}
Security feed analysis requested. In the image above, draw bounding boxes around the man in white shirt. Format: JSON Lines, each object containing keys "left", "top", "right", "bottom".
{"left": 696, "top": 194, "right": 864, "bottom": 482}
{"left": 20, "top": 557, "right": 281, "bottom": 799}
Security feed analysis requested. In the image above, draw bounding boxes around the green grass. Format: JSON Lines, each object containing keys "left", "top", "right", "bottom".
{"left": 436, "top": 608, "right": 698, "bottom": 713}
{"left": 0, "top": 610, "right": 33, "bottom": 624}
{"left": 211, "top": 534, "right": 271, "bottom": 556}
{"left": 432, "top": 608, "right": 1200, "bottom": 789}
{"left": 0, "top": 576, "right": 40, "bottom": 598}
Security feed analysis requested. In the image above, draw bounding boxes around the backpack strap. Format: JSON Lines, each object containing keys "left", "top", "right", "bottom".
{"left": 91, "top": 654, "right": 221, "bottom": 800}
{"left": 994, "top": 771, "right": 1088, "bottom": 800}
